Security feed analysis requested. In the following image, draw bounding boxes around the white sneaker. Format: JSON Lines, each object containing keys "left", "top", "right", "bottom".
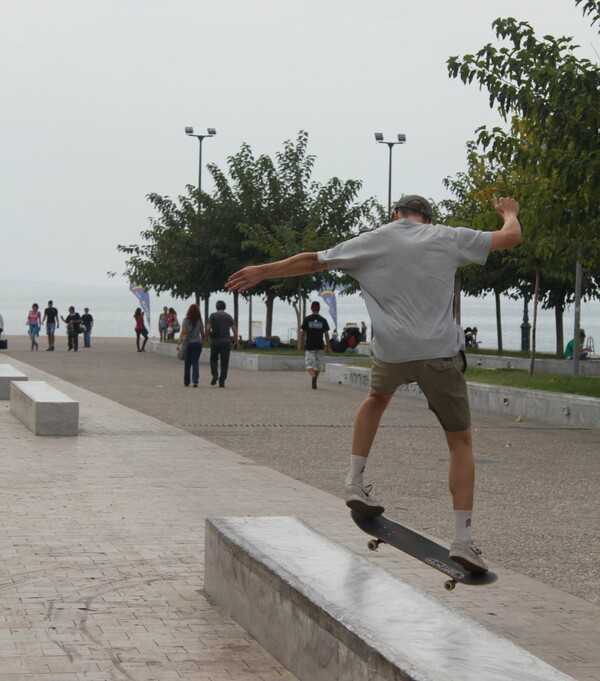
{"left": 449, "top": 540, "right": 488, "bottom": 573}
{"left": 345, "top": 484, "right": 384, "bottom": 518}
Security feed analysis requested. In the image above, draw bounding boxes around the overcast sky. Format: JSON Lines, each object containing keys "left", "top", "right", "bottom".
{"left": 1, "top": 0, "right": 597, "bottom": 286}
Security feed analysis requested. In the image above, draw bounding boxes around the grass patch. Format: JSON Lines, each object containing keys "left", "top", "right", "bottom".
{"left": 465, "top": 367, "right": 600, "bottom": 398}
{"left": 233, "top": 346, "right": 302, "bottom": 355}
{"left": 466, "top": 348, "right": 560, "bottom": 360}
{"left": 346, "top": 358, "right": 600, "bottom": 399}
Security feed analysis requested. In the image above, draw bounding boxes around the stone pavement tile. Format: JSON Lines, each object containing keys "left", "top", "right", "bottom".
{"left": 0, "top": 677, "right": 79, "bottom": 681}
{"left": 0, "top": 355, "right": 599, "bottom": 680}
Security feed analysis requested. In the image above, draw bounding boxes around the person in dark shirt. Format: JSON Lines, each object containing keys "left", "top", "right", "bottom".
{"left": 61, "top": 306, "right": 82, "bottom": 352}
{"left": 300, "top": 301, "right": 331, "bottom": 389}
{"left": 81, "top": 307, "right": 94, "bottom": 348}
{"left": 206, "top": 301, "right": 238, "bottom": 387}
{"left": 42, "top": 300, "right": 59, "bottom": 351}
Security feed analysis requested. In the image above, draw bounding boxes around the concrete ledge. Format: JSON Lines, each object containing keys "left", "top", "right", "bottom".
{"left": 325, "top": 363, "right": 600, "bottom": 430}
{"left": 0, "top": 364, "right": 28, "bottom": 399}
{"left": 205, "top": 516, "right": 574, "bottom": 681}
{"left": 10, "top": 380, "right": 79, "bottom": 436}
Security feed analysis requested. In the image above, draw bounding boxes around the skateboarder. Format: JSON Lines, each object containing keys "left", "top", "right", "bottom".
{"left": 226, "top": 194, "right": 521, "bottom": 572}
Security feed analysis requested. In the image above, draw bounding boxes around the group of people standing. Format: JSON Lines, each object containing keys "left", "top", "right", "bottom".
{"left": 26, "top": 301, "right": 94, "bottom": 351}
{"left": 158, "top": 307, "right": 181, "bottom": 342}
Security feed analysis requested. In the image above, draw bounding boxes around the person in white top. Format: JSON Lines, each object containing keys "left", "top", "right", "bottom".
{"left": 226, "top": 195, "right": 521, "bottom": 572}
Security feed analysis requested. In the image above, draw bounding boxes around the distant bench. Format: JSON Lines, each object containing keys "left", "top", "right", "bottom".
{"left": 0, "top": 364, "right": 28, "bottom": 399}
{"left": 205, "top": 516, "right": 575, "bottom": 681}
{"left": 10, "top": 381, "right": 79, "bottom": 436}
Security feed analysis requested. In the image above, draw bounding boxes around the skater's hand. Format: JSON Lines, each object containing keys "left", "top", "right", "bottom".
{"left": 226, "top": 266, "right": 264, "bottom": 293}
{"left": 492, "top": 196, "right": 519, "bottom": 217}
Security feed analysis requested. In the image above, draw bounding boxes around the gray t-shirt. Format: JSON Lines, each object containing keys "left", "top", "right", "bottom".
{"left": 317, "top": 219, "right": 492, "bottom": 363}
{"left": 181, "top": 318, "right": 203, "bottom": 344}
{"left": 208, "top": 311, "right": 235, "bottom": 342}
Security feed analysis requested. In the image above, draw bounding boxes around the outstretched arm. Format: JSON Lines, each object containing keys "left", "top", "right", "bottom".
{"left": 489, "top": 197, "right": 521, "bottom": 251}
{"left": 226, "top": 252, "right": 327, "bottom": 293}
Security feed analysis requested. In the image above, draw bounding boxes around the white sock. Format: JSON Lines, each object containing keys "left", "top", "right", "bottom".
{"left": 345, "top": 455, "right": 367, "bottom": 488}
{"left": 454, "top": 510, "right": 473, "bottom": 544}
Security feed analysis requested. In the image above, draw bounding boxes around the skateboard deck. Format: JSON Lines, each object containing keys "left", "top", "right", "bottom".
{"left": 351, "top": 511, "right": 498, "bottom": 590}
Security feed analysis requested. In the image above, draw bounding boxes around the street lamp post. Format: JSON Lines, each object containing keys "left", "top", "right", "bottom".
{"left": 185, "top": 126, "right": 217, "bottom": 194}
{"left": 374, "top": 132, "right": 407, "bottom": 217}
{"left": 521, "top": 294, "right": 531, "bottom": 352}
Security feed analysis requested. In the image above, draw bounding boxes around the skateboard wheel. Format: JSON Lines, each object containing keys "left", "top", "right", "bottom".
{"left": 367, "top": 540, "right": 379, "bottom": 551}
{"left": 444, "top": 580, "right": 456, "bottom": 591}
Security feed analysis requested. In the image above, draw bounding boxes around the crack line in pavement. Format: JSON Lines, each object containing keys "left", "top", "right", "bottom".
{"left": 182, "top": 423, "right": 581, "bottom": 430}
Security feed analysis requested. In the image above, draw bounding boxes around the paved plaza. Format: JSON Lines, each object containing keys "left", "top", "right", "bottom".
{"left": 1, "top": 336, "right": 599, "bottom": 680}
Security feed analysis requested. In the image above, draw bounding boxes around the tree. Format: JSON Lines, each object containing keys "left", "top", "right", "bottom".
{"left": 442, "top": 142, "right": 527, "bottom": 352}
{"left": 114, "top": 187, "right": 233, "bottom": 312}
{"left": 447, "top": 8, "right": 600, "bottom": 258}
{"left": 447, "top": 4, "right": 600, "bottom": 369}
{"left": 208, "top": 131, "right": 381, "bottom": 336}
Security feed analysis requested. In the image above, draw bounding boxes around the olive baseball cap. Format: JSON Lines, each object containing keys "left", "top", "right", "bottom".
{"left": 393, "top": 195, "right": 433, "bottom": 220}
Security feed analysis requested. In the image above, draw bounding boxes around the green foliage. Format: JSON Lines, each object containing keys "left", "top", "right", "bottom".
{"left": 575, "top": 0, "right": 600, "bottom": 29}
{"left": 115, "top": 131, "right": 382, "bottom": 331}
{"left": 445, "top": 3, "right": 600, "bottom": 355}
{"left": 446, "top": 12, "right": 600, "bottom": 251}
{"left": 208, "top": 131, "right": 381, "bottom": 303}
{"left": 115, "top": 188, "right": 236, "bottom": 303}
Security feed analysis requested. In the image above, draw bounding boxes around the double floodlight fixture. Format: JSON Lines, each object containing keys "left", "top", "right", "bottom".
{"left": 185, "top": 126, "right": 217, "bottom": 192}
{"left": 185, "top": 126, "right": 217, "bottom": 137}
{"left": 374, "top": 132, "right": 407, "bottom": 216}
{"left": 374, "top": 132, "right": 406, "bottom": 144}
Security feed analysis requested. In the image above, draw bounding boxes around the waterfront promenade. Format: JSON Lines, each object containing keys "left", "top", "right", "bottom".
{"left": 1, "top": 336, "right": 599, "bottom": 680}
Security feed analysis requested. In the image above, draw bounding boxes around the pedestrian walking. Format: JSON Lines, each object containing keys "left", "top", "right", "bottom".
{"left": 177, "top": 304, "right": 204, "bottom": 387}
{"left": 206, "top": 301, "right": 238, "bottom": 388}
{"left": 299, "top": 301, "right": 330, "bottom": 389}
{"left": 42, "top": 300, "right": 59, "bottom": 351}
{"left": 26, "top": 303, "right": 42, "bottom": 351}
{"left": 81, "top": 307, "right": 94, "bottom": 348}
{"left": 61, "top": 306, "right": 82, "bottom": 351}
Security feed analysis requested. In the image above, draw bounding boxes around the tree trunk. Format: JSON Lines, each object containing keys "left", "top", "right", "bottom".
{"left": 528, "top": 269, "right": 541, "bottom": 376}
{"left": 298, "top": 283, "right": 304, "bottom": 342}
{"left": 494, "top": 289, "right": 503, "bottom": 353}
{"left": 453, "top": 273, "right": 462, "bottom": 325}
{"left": 265, "top": 291, "right": 275, "bottom": 336}
{"left": 292, "top": 283, "right": 304, "bottom": 343}
{"left": 233, "top": 291, "right": 239, "bottom": 330}
{"left": 204, "top": 298, "right": 209, "bottom": 327}
{"left": 554, "top": 304, "right": 564, "bottom": 356}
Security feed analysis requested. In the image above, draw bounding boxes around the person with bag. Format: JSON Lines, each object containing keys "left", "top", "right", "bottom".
{"left": 61, "top": 306, "right": 82, "bottom": 352}
{"left": 167, "top": 308, "right": 180, "bottom": 340}
{"left": 177, "top": 303, "right": 204, "bottom": 387}
{"left": 26, "top": 303, "right": 42, "bottom": 351}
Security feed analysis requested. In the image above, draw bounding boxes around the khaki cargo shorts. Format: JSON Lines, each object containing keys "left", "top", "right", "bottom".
{"left": 370, "top": 354, "right": 471, "bottom": 432}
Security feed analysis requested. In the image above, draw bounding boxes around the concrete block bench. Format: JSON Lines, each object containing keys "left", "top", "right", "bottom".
{"left": 0, "top": 364, "right": 28, "bottom": 399}
{"left": 205, "top": 516, "right": 575, "bottom": 681}
{"left": 10, "top": 381, "right": 79, "bottom": 436}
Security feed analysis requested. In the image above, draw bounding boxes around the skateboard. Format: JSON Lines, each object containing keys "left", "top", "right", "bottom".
{"left": 351, "top": 511, "right": 498, "bottom": 591}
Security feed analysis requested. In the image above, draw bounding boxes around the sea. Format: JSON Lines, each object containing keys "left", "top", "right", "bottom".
{"left": 1, "top": 279, "right": 598, "bottom": 354}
